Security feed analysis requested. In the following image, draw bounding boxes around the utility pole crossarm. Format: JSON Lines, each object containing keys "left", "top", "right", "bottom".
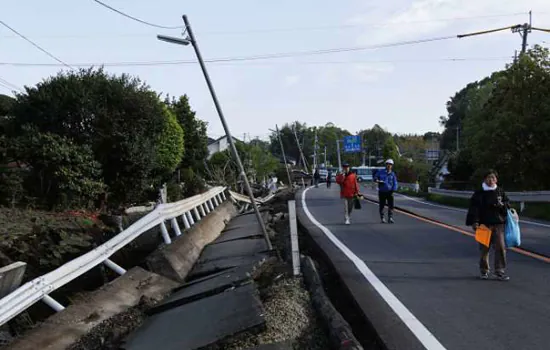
{"left": 457, "top": 25, "right": 514, "bottom": 39}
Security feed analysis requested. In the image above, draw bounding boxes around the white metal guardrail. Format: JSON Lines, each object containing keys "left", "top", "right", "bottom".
{"left": 0, "top": 186, "right": 228, "bottom": 327}
{"left": 428, "top": 188, "right": 550, "bottom": 203}
{"left": 399, "top": 182, "right": 420, "bottom": 192}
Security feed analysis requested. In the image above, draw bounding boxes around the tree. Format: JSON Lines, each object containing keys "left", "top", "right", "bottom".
{"left": 11, "top": 129, "right": 105, "bottom": 208}
{"left": 462, "top": 46, "right": 550, "bottom": 190}
{"left": 9, "top": 68, "right": 171, "bottom": 206}
{"left": 0, "top": 94, "right": 15, "bottom": 117}
{"left": 382, "top": 136, "right": 399, "bottom": 162}
{"left": 156, "top": 106, "right": 184, "bottom": 177}
{"left": 166, "top": 95, "right": 208, "bottom": 171}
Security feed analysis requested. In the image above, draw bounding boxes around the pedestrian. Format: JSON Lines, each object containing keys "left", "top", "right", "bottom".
{"left": 336, "top": 163, "right": 360, "bottom": 225}
{"left": 327, "top": 170, "right": 333, "bottom": 188}
{"left": 466, "top": 170, "right": 510, "bottom": 281}
{"left": 374, "top": 159, "right": 398, "bottom": 223}
{"left": 313, "top": 168, "right": 320, "bottom": 188}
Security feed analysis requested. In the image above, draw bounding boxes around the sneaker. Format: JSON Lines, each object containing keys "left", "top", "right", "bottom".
{"left": 480, "top": 272, "right": 489, "bottom": 280}
{"left": 389, "top": 217, "right": 395, "bottom": 224}
{"left": 495, "top": 273, "right": 510, "bottom": 281}
{"left": 381, "top": 217, "right": 386, "bottom": 224}
{"left": 345, "top": 218, "right": 351, "bottom": 225}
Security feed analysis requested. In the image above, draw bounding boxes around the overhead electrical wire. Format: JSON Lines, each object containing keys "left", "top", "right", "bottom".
{"left": 86, "top": 4, "right": 525, "bottom": 35}
{"left": 0, "top": 77, "right": 22, "bottom": 92}
{"left": 0, "top": 20, "right": 73, "bottom": 69}
{"left": 0, "top": 57, "right": 513, "bottom": 68}
{"left": 92, "top": 0, "right": 184, "bottom": 30}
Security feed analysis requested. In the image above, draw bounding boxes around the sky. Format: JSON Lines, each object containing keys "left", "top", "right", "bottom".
{"left": 2, "top": 1, "right": 550, "bottom": 140}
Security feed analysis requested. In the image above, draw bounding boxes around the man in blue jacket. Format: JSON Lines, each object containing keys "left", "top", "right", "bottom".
{"left": 374, "top": 159, "right": 398, "bottom": 223}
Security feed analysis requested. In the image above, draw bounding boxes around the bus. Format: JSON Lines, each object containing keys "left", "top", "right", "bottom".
{"left": 351, "top": 166, "right": 384, "bottom": 182}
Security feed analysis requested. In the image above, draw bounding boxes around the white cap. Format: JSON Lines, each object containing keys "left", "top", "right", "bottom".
{"left": 385, "top": 159, "right": 394, "bottom": 165}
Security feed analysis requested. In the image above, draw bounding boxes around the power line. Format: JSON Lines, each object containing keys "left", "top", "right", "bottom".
{"left": 0, "top": 20, "right": 73, "bottom": 69}
{"left": 92, "top": 0, "right": 184, "bottom": 30}
{"left": 0, "top": 12, "right": 530, "bottom": 39}
{"left": 0, "top": 33, "right": 459, "bottom": 68}
{"left": 0, "top": 56, "right": 514, "bottom": 68}
{"left": 0, "top": 77, "right": 22, "bottom": 92}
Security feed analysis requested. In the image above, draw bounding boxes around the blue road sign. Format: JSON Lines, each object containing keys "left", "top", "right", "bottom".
{"left": 343, "top": 135, "right": 361, "bottom": 153}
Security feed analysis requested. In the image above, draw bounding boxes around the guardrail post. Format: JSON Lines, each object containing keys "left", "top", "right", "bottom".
{"left": 520, "top": 202, "right": 525, "bottom": 213}
{"left": 216, "top": 194, "right": 222, "bottom": 203}
{"left": 199, "top": 204, "right": 206, "bottom": 216}
{"left": 213, "top": 196, "right": 219, "bottom": 206}
{"left": 193, "top": 207, "right": 201, "bottom": 221}
{"left": 160, "top": 221, "right": 172, "bottom": 244}
{"left": 103, "top": 259, "right": 127, "bottom": 275}
{"left": 42, "top": 295, "right": 65, "bottom": 312}
{"left": 204, "top": 202, "right": 211, "bottom": 214}
{"left": 182, "top": 213, "right": 191, "bottom": 229}
{"left": 171, "top": 218, "right": 182, "bottom": 237}
{"left": 288, "top": 200, "right": 300, "bottom": 276}
{"left": 186, "top": 211, "right": 195, "bottom": 225}
{"left": 221, "top": 192, "right": 227, "bottom": 200}
{"left": 209, "top": 199, "right": 215, "bottom": 209}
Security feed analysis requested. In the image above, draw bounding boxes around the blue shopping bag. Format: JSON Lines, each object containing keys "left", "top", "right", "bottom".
{"left": 505, "top": 209, "right": 521, "bottom": 248}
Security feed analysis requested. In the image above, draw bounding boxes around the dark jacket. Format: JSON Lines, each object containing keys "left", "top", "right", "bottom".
{"left": 466, "top": 187, "right": 510, "bottom": 226}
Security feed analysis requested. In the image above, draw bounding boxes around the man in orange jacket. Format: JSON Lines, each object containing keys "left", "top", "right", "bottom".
{"left": 336, "top": 163, "right": 360, "bottom": 225}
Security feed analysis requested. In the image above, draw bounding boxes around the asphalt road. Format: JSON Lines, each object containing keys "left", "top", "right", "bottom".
{"left": 361, "top": 188, "right": 550, "bottom": 258}
{"left": 300, "top": 185, "right": 550, "bottom": 350}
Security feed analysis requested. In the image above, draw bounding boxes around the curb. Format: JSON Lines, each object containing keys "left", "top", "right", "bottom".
{"left": 301, "top": 255, "right": 363, "bottom": 350}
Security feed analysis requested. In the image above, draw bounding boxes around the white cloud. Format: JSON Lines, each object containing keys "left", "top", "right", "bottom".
{"left": 353, "top": 63, "right": 395, "bottom": 82}
{"left": 351, "top": 0, "right": 550, "bottom": 46}
{"left": 283, "top": 75, "right": 301, "bottom": 87}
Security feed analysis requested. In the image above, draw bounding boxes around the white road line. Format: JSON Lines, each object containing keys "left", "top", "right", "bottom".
{"left": 396, "top": 194, "right": 550, "bottom": 228}
{"left": 302, "top": 187, "right": 446, "bottom": 350}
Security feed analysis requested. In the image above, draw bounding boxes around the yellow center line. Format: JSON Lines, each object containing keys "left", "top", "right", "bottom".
{"left": 360, "top": 193, "right": 550, "bottom": 264}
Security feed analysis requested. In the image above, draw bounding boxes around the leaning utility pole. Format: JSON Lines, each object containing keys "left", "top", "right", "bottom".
{"left": 293, "top": 123, "right": 309, "bottom": 173}
{"left": 312, "top": 129, "right": 318, "bottom": 171}
{"left": 171, "top": 15, "right": 272, "bottom": 250}
{"left": 336, "top": 139, "right": 342, "bottom": 171}
{"left": 274, "top": 124, "right": 293, "bottom": 188}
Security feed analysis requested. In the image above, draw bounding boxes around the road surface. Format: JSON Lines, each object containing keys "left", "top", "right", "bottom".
{"left": 361, "top": 188, "right": 550, "bottom": 258}
{"left": 298, "top": 185, "right": 550, "bottom": 350}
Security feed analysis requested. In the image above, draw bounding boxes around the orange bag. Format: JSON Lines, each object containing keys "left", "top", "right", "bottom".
{"left": 475, "top": 225, "right": 492, "bottom": 247}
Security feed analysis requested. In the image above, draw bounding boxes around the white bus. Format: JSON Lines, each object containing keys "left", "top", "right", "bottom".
{"left": 351, "top": 166, "right": 384, "bottom": 182}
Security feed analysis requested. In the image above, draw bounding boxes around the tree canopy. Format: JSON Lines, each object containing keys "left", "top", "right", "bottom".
{"left": 440, "top": 45, "right": 550, "bottom": 190}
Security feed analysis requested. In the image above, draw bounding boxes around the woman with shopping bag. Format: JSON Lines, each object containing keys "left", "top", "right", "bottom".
{"left": 466, "top": 170, "right": 511, "bottom": 281}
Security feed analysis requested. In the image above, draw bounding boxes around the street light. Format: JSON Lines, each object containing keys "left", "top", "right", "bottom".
{"left": 157, "top": 34, "right": 190, "bottom": 46}
{"left": 157, "top": 15, "right": 272, "bottom": 250}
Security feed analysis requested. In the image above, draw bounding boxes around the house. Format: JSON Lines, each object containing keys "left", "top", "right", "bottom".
{"left": 207, "top": 135, "right": 241, "bottom": 160}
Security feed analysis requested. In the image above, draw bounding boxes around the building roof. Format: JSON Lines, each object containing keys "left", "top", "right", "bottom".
{"left": 207, "top": 135, "right": 242, "bottom": 145}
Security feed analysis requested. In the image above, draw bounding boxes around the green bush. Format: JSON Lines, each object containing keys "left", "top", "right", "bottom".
{"left": 13, "top": 130, "right": 105, "bottom": 209}
{"left": 180, "top": 167, "right": 205, "bottom": 198}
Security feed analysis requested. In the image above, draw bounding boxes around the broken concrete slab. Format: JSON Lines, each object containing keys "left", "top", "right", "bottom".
{"left": 187, "top": 253, "right": 272, "bottom": 281}
{"left": 214, "top": 226, "right": 264, "bottom": 243}
{"left": 147, "top": 264, "right": 254, "bottom": 315}
{"left": 122, "top": 283, "right": 265, "bottom": 350}
{"left": 8, "top": 267, "right": 179, "bottom": 350}
{"left": 245, "top": 342, "right": 293, "bottom": 350}
{"left": 146, "top": 201, "right": 237, "bottom": 282}
{"left": 199, "top": 238, "right": 269, "bottom": 262}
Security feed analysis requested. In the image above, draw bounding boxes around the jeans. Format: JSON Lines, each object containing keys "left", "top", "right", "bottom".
{"left": 479, "top": 224, "right": 506, "bottom": 274}
{"left": 379, "top": 192, "right": 394, "bottom": 218}
{"left": 343, "top": 198, "right": 354, "bottom": 220}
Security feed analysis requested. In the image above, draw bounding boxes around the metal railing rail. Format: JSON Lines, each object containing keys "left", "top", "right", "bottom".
{"left": 0, "top": 186, "right": 227, "bottom": 326}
